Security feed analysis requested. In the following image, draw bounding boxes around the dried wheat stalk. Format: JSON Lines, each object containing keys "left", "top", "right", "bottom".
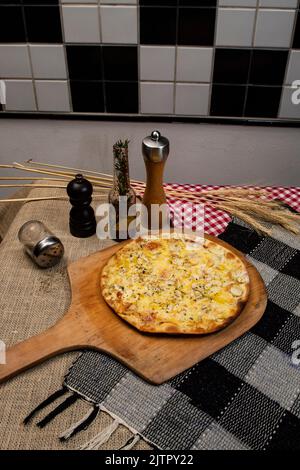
{"left": 0, "top": 160, "right": 299, "bottom": 236}
{"left": 0, "top": 194, "right": 107, "bottom": 203}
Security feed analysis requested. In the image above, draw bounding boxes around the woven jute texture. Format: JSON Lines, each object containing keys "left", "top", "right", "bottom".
{"left": 0, "top": 189, "right": 30, "bottom": 240}
{"left": 0, "top": 184, "right": 150, "bottom": 450}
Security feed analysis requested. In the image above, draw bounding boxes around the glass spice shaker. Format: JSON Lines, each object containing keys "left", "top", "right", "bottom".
{"left": 18, "top": 220, "right": 64, "bottom": 268}
{"left": 108, "top": 140, "right": 137, "bottom": 241}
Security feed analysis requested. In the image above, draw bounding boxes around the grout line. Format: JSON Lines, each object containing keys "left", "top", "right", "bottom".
{"left": 98, "top": 0, "right": 107, "bottom": 113}
{"left": 50, "top": 4, "right": 300, "bottom": 9}
{"left": 1, "top": 3, "right": 298, "bottom": 8}
{"left": 242, "top": 0, "right": 259, "bottom": 117}
{"left": 26, "top": 45, "right": 38, "bottom": 112}
{"left": 252, "top": 0, "right": 259, "bottom": 49}
{"left": 289, "top": 8, "right": 298, "bottom": 50}
{"left": 20, "top": 3, "right": 38, "bottom": 111}
{"left": 208, "top": 0, "right": 219, "bottom": 117}
{"left": 137, "top": 2, "right": 141, "bottom": 115}
{"left": 60, "top": 2, "right": 137, "bottom": 4}
{"left": 59, "top": 0, "right": 73, "bottom": 113}
{"left": 0, "top": 42, "right": 293, "bottom": 50}
{"left": 0, "top": 78, "right": 287, "bottom": 87}
{"left": 20, "top": 3, "right": 28, "bottom": 43}
{"left": 173, "top": 1, "right": 179, "bottom": 115}
{"left": 278, "top": 4, "right": 299, "bottom": 117}
{"left": 24, "top": 2, "right": 38, "bottom": 116}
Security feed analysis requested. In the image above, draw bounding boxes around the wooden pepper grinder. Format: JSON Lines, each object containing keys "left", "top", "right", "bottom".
{"left": 67, "top": 174, "right": 96, "bottom": 238}
{"left": 142, "top": 130, "right": 170, "bottom": 230}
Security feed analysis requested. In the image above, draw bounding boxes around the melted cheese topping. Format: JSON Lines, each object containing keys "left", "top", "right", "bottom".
{"left": 101, "top": 236, "right": 250, "bottom": 334}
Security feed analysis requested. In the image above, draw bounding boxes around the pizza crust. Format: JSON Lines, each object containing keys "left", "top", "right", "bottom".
{"left": 101, "top": 235, "right": 250, "bottom": 335}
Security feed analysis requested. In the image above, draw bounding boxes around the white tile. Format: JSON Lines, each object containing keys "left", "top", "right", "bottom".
{"left": 176, "top": 47, "right": 213, "bottom": 83}
{"left": 0, "top": 45, "right": 31, "bottom": 78}
{"left": 279, "top": 86, "right": 300, "bottom": 119}
{"left": 259, "top": 0, "right": 298, "bottom": 7}
{"left": 4, "top": 80, "right": 36, "bottom": 111}
{"left": 62, "top": 0, "right": 98, "bottom": 2}
{"left": 0, "top": 82, "right": 5, "bottom": 105}
{"left": 216, "top": 8, "right": 256, "bottom": 47}
{"left": 254, "top": 9, "right": 296, "bottom": 48}
{"left": 140, "top": 82, "right": 173, "bottom": 114}
{"left": 62, "top": 6, "right": 100, "bottom": 43}
{"left": 140, "top": 46, "right": 175, "bottom": 81}
{"left": 175, "top": 83, "right": 210, "bottom": 116}
{"left": 219, "top": 0, "right": 257, "bottom": 6}
{"left": 30, "top": 45, "right": 67, "bottom": 79}
{"left": 285, "top": 51, "right": 300, "bottom": 85}
{"left": 36, "top": 81, "right": 70, "bottom": 112}
{"left": 100, "top": 6, "right": 137, "bottom": 44}
{"left": 100, "top": 0, "right": 137, "bottom": 3}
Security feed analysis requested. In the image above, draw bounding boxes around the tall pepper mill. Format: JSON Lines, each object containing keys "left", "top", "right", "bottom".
{"left": 67, "top": 174, "right": 96, "bottom": 238}
{"left": 142, "top": 130, "right": 170, "bottom": 230}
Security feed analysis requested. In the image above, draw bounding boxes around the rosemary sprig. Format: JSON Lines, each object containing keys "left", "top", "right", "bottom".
{"left": 114, "top": 139, "right": 130, "bottom": 149}
{"left": 113, "top": 139, "right": 130, "bottom": 196}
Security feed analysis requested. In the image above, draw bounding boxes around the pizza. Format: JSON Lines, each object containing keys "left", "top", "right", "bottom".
{"left": 101, "top": 234, "right": 250, "bottom": 334}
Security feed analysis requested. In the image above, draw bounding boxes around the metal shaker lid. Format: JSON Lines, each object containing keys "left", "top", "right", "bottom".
{"left": 142, "top": 130, "right": 169, "bottom": 163}
{"left": 32, "top": 236, "right": 64, "bottom": 268}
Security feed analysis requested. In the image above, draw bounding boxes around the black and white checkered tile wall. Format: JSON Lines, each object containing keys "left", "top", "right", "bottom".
{"left": 0, "top": 1, "right": 300, "bottom": 120}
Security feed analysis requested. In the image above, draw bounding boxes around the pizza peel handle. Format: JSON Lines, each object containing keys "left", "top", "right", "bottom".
{"left": 0, "top": 244, "right": 117, "bottom": 385}
{"left": 0, "top": 312, "right": 83, "bottom": 384}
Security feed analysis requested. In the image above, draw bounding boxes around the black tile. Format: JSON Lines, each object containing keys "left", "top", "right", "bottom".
{"left": 266, "top": 411, "right": 300, "bottom": 450}
{"left": 176, "top": 358, "right": 243, "bottom": 419}
{"left": 70, "top": 81, "right": 104, "bottom": 113}
{"left": 0, "top": 0, "right": 22, "bottom": 3}
{"left": 213, "top": 49, "right": 251, "bottom": 85}
{"left": 24, "top": 6, "right": 62, "bottom": 42}
{"left": 105, "top": 82, "right": 138, "bottom": 114}
{"left": 210, "top": 84, "right": 246, "bottom": 117}
{"left": 178, "top": 7, "right": 216, "bottom": 46}
{"left": 140, "top": 7, "right": 177, "bottom": 45}
{"left": 249, "top": 50, "right": 289, "bottom": 86}
{"left": 22, "top": 0, "right": 58, "bottom": 4}
{"left": 140, "top": 0, "right": 177, "bottom": 4}
{"left": 0, "top": 6, "right": 26, "bottom": 42}
{"left": 178, "top": 0, "right": 217, "bottom": 5}
{"left": 293, "top": 10, "right": 300, "bottom": 49}
{"left": 102, "top": 46, "right": 138, "bottom": 82}
{"left": 66, "top": 46, "right": 102, "bottom": 80}
{"left": 244, "top": 86, "right": 282, "bottom": 118}
{"left": 251, "top": 301, "right": 290, "bottom": 343}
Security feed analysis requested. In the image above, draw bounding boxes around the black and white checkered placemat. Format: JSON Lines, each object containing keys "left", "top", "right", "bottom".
{"left": 63, "top": 219, "right": 300, "bottom": 450}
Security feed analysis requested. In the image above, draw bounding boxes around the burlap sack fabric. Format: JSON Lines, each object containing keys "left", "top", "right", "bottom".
{"left": 0, "top": 184, "right": 151, "bottom": 450}
{"left": 0, "top": 189, "right": 29, "bottom": 241}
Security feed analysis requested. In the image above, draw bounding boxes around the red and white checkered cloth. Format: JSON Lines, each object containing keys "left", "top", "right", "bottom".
{"left": 164, "top": 184, "right": 300, "bottom": 237}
